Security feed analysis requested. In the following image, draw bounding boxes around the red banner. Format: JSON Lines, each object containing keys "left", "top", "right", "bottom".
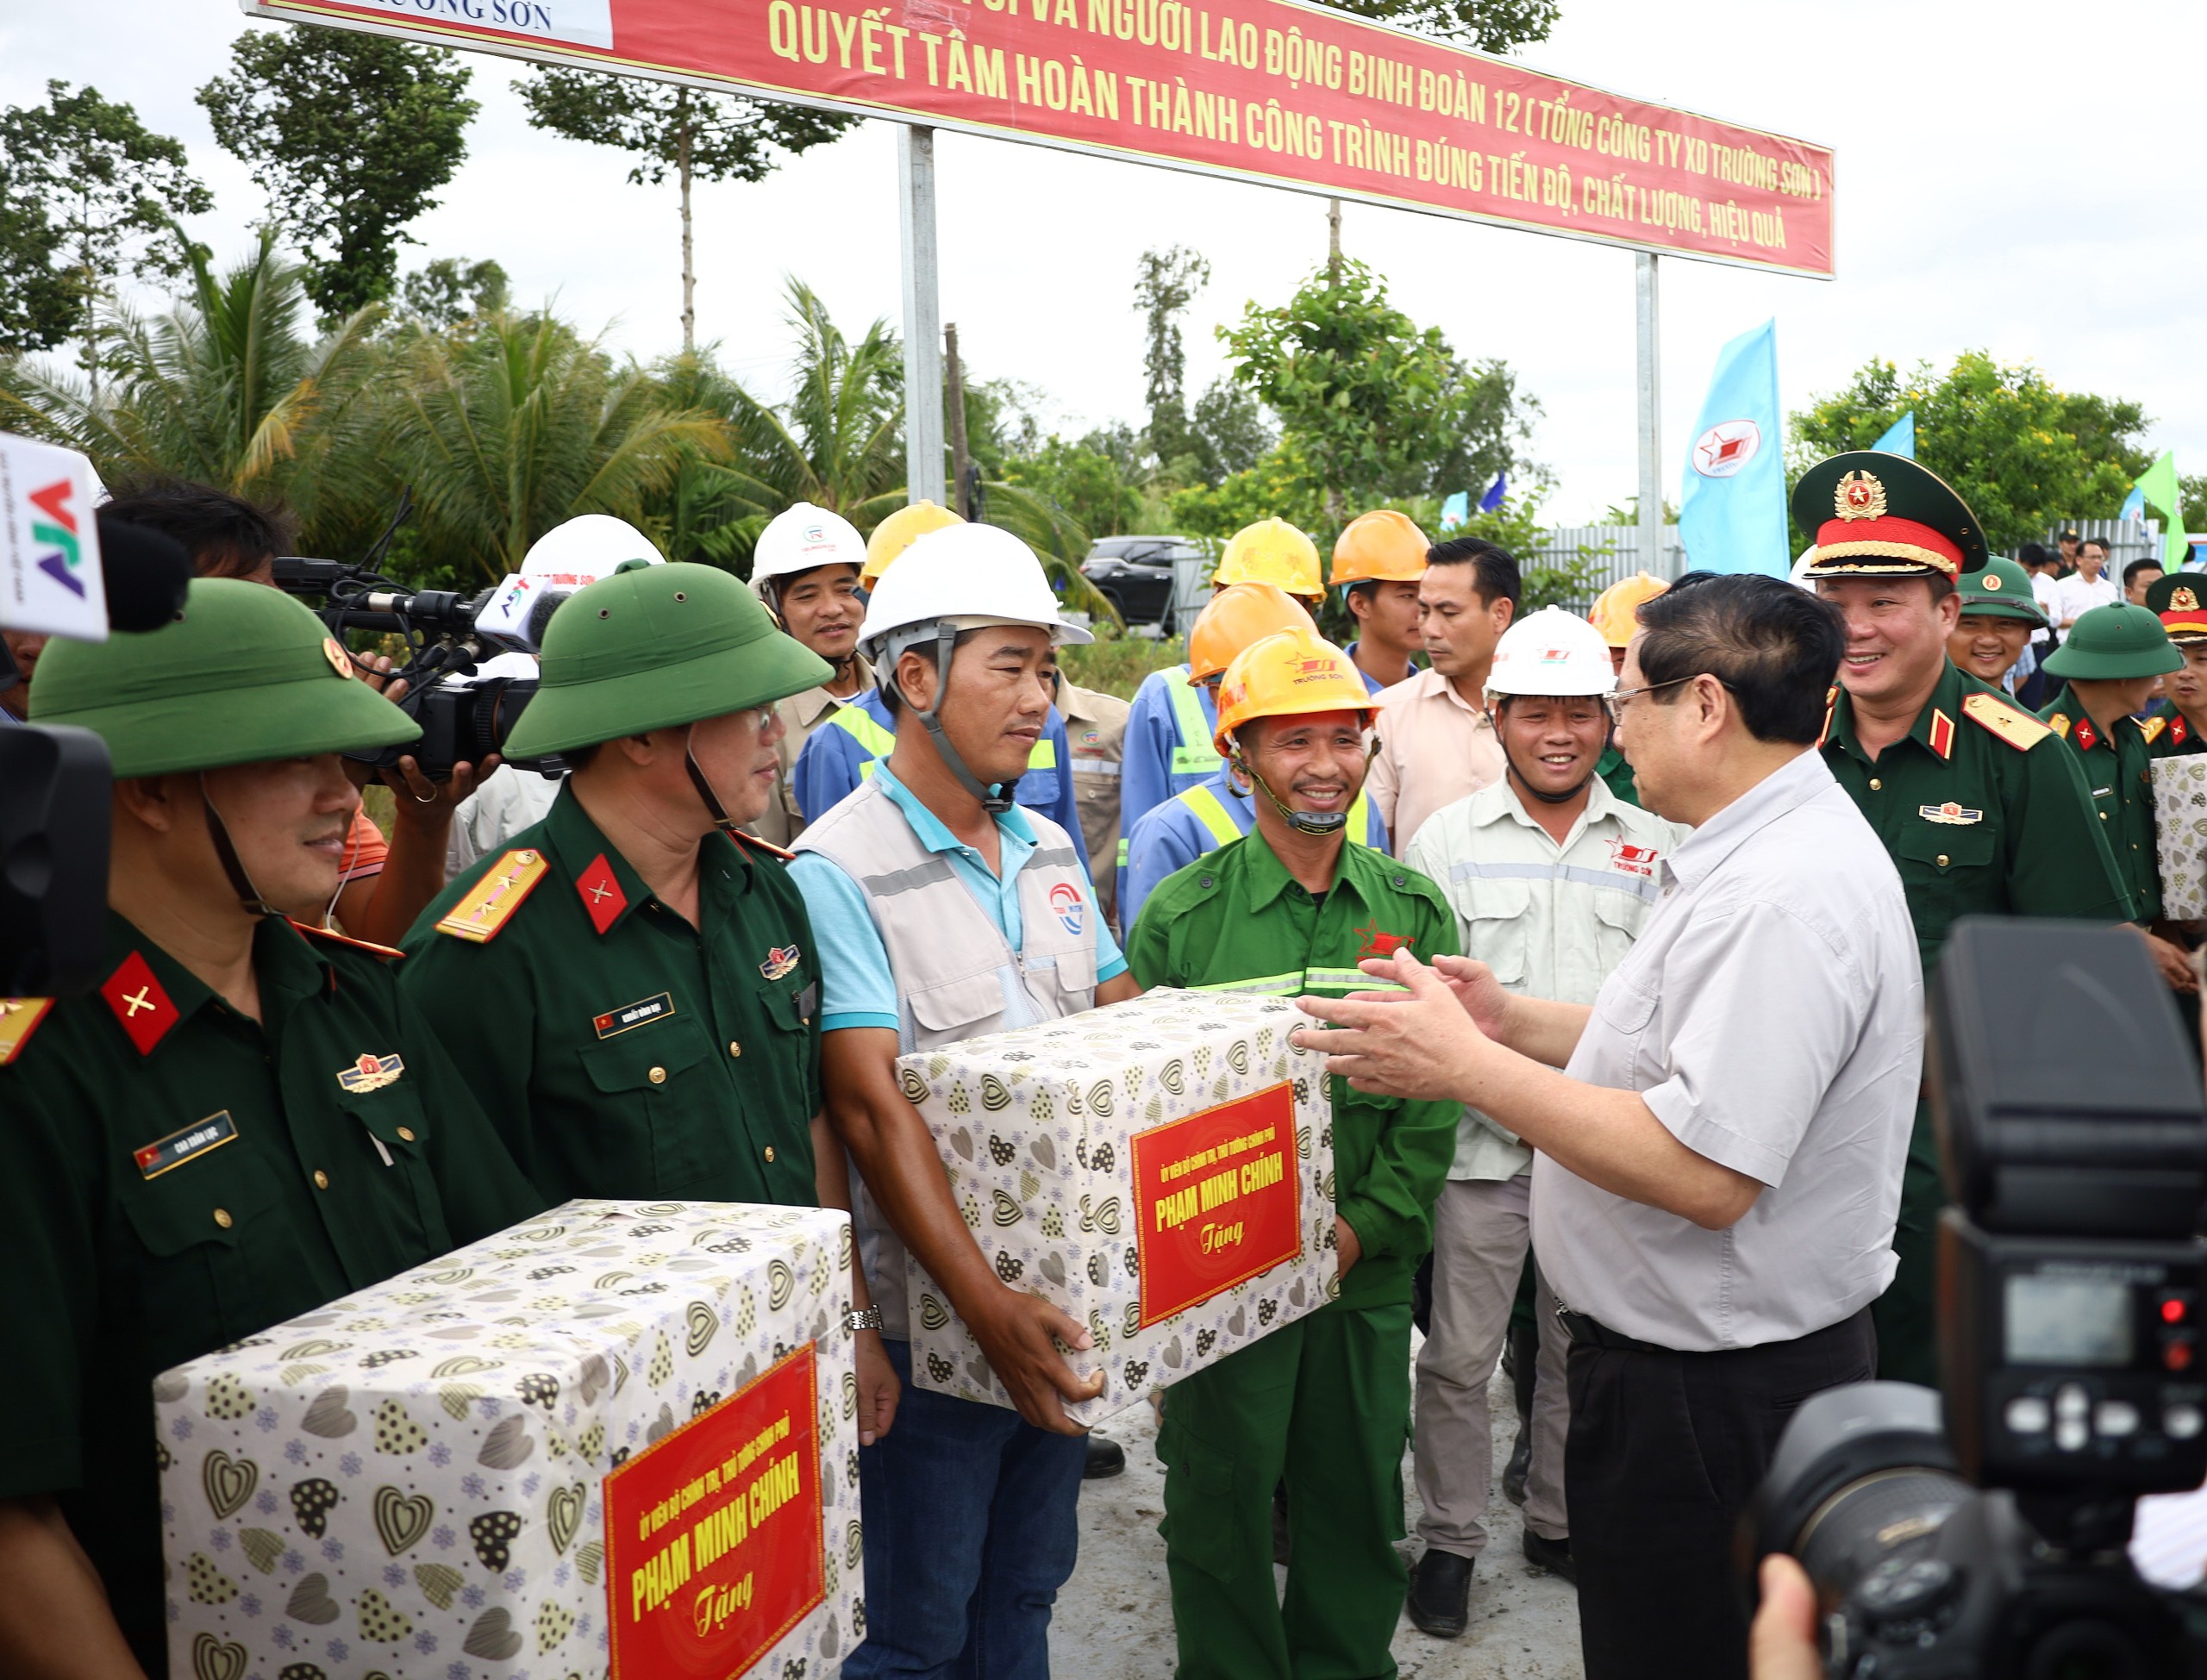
{"left": 1132, "top": 1081, "right": 1303, "bottom": 1327}
{"left": 247, "top": 0, "right": 1835, "bottom": 277}
{"left": 604, "top": 1344, "right": 824, "bottom": 1680}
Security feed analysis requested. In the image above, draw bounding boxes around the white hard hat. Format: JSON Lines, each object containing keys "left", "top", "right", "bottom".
{"left": 1485, "top": 605, "right": 1617, "bottom": 700}
{"left": 753, "top": 502, "right": 866, "bottom": 590}
{"left": 518, "top": 515, "right": 662, "bottom": 587}
{"left": 859, "top": 523, "right": 1093, "bottom": 666}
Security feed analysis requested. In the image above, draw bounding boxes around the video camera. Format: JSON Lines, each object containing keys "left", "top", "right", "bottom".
{"left": 1747, "top": 920, "right": 2207, "bottom": 1678}
{"left": 272, "top": 497, "right": 572, "bottom": 781}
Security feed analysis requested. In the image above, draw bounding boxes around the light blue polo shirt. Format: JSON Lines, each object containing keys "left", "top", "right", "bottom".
{"left": 790, "top": 762, "right": 1127, "bottom": 1035}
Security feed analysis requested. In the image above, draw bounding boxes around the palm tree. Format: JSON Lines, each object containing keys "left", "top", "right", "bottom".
{"left": 384, "top": 309, "right": 730, "bottom": 582}
{"left": 0, "top": 228, "right": 382, "bottom": 526}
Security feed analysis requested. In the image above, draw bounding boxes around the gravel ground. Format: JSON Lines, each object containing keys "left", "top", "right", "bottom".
{"left": 1054, "top": 1343, "right": 1585, "bottom": 1678}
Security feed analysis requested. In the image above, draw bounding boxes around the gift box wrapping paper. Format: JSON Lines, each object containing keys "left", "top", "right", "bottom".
{"left": 897, "top": 988, "right": 1337, "bottom": 1426}
{"left": 158, "top": 1199, "right": 863, "bottom": 1680}
{"left": 2154, "top": 756, "right": 2207, "bottom": 919}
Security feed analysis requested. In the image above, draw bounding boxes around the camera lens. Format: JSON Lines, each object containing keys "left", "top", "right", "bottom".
{"left": 1795, "top": 1467, "right": 1972, "bottom": 1609}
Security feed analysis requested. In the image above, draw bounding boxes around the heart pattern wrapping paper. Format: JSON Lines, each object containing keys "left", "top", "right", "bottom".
{"left": 2154, "top": 757, "right": 2207, "bottom": 919}
{"left": 158, "top": 1200, "right": 863, "bottom": 1680}
{"left": 896, "top": 988, "right": 1338, "bottom": 1426}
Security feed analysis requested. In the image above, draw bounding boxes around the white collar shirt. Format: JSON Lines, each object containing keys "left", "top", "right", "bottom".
{"left": 1530, "top": 750, "right": 1923, "bottom": 1351}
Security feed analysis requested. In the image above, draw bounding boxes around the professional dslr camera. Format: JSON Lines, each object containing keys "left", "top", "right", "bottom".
{"left": 1747, "top": 919, "right": 2207, "bottom": 1678}
{"left": 275, "top": 499, "right": 572, "bottom": 780}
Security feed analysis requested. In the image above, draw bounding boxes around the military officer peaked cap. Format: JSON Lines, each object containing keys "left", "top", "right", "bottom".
{"left": 28, "top": 578, "right": 420, "bottom": 778}
{"left": 1954, "top": 555, "right": 2048, "bottom": 627}
{"left": 502, "top": 558, "right": 833, "bottom": 758}
{"left": 2144, "top": 571, "right": 2207, "bottom": 644}
{"left": 2040, "top": 601, "right": 2183, "bottom": 681}
{"left": 1791, "top": 450, "right": 1990, "bottom": 579}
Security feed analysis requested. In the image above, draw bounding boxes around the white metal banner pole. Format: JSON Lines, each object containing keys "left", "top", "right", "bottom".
{"left": 898, "top": 125, "right": 946, "bottom": 509}
{"left": 1635, "top": 252, "right": 1664, "bottom": 578}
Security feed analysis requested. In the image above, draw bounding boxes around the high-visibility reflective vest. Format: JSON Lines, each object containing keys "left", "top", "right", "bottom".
{"left": 1176, "top": 779, "right": 1375, "bottom": 846}
{"left": 830, "top": 703, "right": 1056, "bottom": 777}
{"left": 1166, "top": 673, "right": 1223, "bottom": 778}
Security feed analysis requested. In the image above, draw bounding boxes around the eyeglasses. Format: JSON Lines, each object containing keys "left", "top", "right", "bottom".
{"left": 1604, "top": 674, "right": 1700, "bottom": 724}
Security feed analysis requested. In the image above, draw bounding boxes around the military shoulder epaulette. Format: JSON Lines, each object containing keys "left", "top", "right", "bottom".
{"left": 434, "top": 847, "right": 551, "bottom": 943}
{"left": 1962, "top": 691, "right": 2054, "bottom": 751}
{"left": 2141, "top": 715, "right": 2169, "bottom": 746}
{"left": 0, "top": 998, "right": 55, "bottom": 1066}
{"left": 728, "top": 828, "right": 797, "bottom": 864}
{"left": 288, "top": 918, "right": 405, "bottom": 961}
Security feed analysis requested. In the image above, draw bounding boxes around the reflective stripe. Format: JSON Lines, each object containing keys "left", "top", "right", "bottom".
{"left": 1190, "top": 969, "right": 1407, "bottom": 996}
{"left": 830, "top": 704, "right": 897, "bottom": 758}
{"left": 1072, "top": 757, "right": 1122, "bottom": 777}
{"left": 1027, "top": 846, "right": 1083, "bottom": 871}
{"left": 1189, "top": 972, "right": 1303, "bottom": 995}
{"left": 860, "top": 857, "right": 960, "bottom": 897}
{"left": 1166, "top": 670, "right": 1223, "bottom": 777}
{"left": 1446, "top": 858, "right": 1660, "bottom": 903}
{"left": 1028, "top": 738, "right": 1058, "bottom": 771}
{"left": 1116, "top": 838, "right": 1130, "bottom": 865}
{"left": 1176, "top": 785, "right": 1244, "bottom": 846}
{"left": 1348, "top": 788, "right": 1372, "bottom": 840}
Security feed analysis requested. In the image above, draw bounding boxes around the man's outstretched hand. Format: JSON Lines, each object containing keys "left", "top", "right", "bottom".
{"left": 1291, "top": 947, "right": 1485, "bottom": 1103}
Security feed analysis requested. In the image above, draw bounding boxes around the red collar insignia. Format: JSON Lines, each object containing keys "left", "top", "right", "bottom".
{"left": 2073, "top": 715, "right": 2099, "bottom": 753}
{"left": 1355, "top": 921, "right": 1413, "bottom": 960}
{"left": 575, "top": 853, "right": 628, "bottom": 934}
{"left": 2177, "top": 715, "right": 2192, "bottom": 748}
{"left": 102, "top": 951, "right": 179, "bottom": 1056}
{"left": 1927, "top": 708, "right": 1956, "bottom": 760}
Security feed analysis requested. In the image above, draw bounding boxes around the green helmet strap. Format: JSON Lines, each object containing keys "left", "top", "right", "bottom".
{"left": 198, "top": 776, "right": 284, "bottom": 918}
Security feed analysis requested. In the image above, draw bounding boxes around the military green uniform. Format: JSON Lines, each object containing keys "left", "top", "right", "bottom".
{"left": 1795, "top": 453, "right": 2134, "bottom": 1389}
{"left": 1127, "top": 835, "right": 1459, "bottom": 1680}
{"left": 5, "top": 579, "right": 542, "bottom": 1675}
{"left": 2040, "top": 690, "right": 2162, "bottom": 919}
{"left": 2148, "top": 711, "right": 2206, "bottom": 759}
{"left": 400, "top": 784, "right": 823, "bottom": 1203}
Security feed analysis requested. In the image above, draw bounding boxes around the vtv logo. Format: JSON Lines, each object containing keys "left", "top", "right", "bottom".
{"left": 28, "top": 478, "right": 84, "bottom": 598}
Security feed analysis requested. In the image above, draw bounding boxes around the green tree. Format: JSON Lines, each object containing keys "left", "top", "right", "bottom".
{"left": 2178, "top": 474, "right": 2207, "bottom": 540}
{"left": 198, "top": 30, "right": 478, "bottom": 320}
{"left": 1328, "top": 0, "right": 1556, "bottom": 50}
{"left": 1219, "top": 258, "right": 1540, "bottom": 524}
{"left": 397, "top": 257, "right": 510, "bottom": 328}
{"left": 520, "top": 71, "right": 855, "bottom": 349}
{"left": 0, "top": 229, "right": 382, "bottom": 536}
{"left": 1134, "top": 245, "right": 1210, "bottom": 474}
{"left": 0, "top": 81, "right": 210, "bottom": 381}
{"left": 1191, "top": 377, "right": 1273, "bottom": 478}
{"left": 1790, "top": 352, "right": 2153, "bottom": 552}
{"left": 1003, "top": 437, "right": 1142, "bottom": 539}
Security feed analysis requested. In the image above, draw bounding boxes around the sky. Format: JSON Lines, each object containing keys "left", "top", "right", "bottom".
{"left": 4, "top": 0, "right": 2204, "bottom": 524}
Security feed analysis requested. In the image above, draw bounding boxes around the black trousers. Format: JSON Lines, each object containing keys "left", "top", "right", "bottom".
{"left": 1565, "top": 1307, "right": 1877, "bottom": 1680}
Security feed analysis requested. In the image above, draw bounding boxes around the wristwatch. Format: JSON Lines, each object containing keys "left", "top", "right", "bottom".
{"left": 844, "top": 1306, "right": 885, "bottom": 1333}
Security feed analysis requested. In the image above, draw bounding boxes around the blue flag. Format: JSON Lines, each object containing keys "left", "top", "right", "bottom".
{"left": 1439, "top": 491, "right": 1468, "bottom": 531}
{"left": 1679, "top": 319, "right": 1785, "bottom": 577}
{"left": 1478, "top": 472, "right": 1508, "bottom": 513}
{"left": 1873, "top": 412, "right": 1916, "bottom": 458}
{"left": 2121, "top": 484, "right": 2147, "bottom": 523}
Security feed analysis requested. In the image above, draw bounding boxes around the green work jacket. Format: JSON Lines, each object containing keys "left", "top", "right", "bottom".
{"left": 2040, "top": 688, "right": 2164, "bottom": 921}
{"left": 401, "top": 782, "right": 822, "bottom": 1206}
{"left": 1123, "top": 834, "right": 1460, "bottom": 1311}
{"left": 0, "top": 913, "right": 541, "bottom": 1673}
{"left": 1596, "top": 745, "right": 1641, "bottom": 809}
{"left": 1819, "top": 661, "right": 2133, "bottom": 973}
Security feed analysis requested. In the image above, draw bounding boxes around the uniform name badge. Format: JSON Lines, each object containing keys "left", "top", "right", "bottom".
{"left": 594, "top": 991, "right": 674, "bottom": 1038}
{"left": 337, "top": 1052, "right": 405, "bottom": 1093}
{"left": 134, "top": 1110, "right": 238, "bottom": 1179}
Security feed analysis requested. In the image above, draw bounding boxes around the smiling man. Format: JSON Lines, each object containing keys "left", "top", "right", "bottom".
{"left": 748, "top": 501, "right": 875, "bottom": 846}
{"left": 1944, "top": 554, "right": 2047, "bottom": 696}
{"left": 1797, "top": 451, "right": 2130, "bottom": 1388}
{"left": 2146, "top": 573, "right": 2207, "bottom": 758}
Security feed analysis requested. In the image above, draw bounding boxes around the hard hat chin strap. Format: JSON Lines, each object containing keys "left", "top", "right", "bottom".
{"left": 909, "top": 621, "right": 1017, "bottom": 816}
{"left": 198, "top": 775, "right": 285, "bottom": 917}
{"left": 1230, "top": 742, "right": 1349, "bottom": 839}
{"left": 684, "top": 722, "right": 745, "bottom": 836}
{"left": 1497, "top": 731, "right": 1597, "bottom": 806}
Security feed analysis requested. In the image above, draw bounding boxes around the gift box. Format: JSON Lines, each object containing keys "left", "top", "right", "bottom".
{"left": 2154, "top": 757, "right": 2207, "bottom": 919}
{"left": 897, "top": 989, "right": 1337, "bottom": 1425}
{"left": 158, "top": 1200, "right": 863, "bottom": 1680}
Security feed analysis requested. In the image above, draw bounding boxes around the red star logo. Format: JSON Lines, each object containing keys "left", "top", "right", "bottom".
{"left": 1355, "top": 921, "right": 1413, "bottom": 960}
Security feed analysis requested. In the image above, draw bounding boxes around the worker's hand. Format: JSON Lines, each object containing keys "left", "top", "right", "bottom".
{"left": 853, "top": 1328, "right": 900, "bottom": 1447}
{"left": 2136, "top": 927, "right": 2201, "bottom": 994}
{"left": 379, "top": 753, "right": 498, "bottom": 830}
{"left": 1333, "top": 1216, "right": 1362, "bottom": 1282}
{"left": 1292, "top": 947, "right": 1485, "bottom": 1103}
{"left": 962, "top": 1285, "right": 1106, "bottom": 1435}
{"left": 1748, "top": 1554, "right": 1823, "bottom": 1680}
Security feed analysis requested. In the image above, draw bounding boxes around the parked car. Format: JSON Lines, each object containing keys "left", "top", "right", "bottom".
{"left": 1079, "top": 535, "right": 1206, "bottom": 631}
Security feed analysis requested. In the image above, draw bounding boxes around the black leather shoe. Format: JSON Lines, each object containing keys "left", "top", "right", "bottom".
{"left": 1405, "top": 1548, "right": 1473, "bottom": 1638}
{"left": 1502, "top": 1425, "right": 1532, "bottom": 1506}
{"left": 1083, "top": 1435, "right": 1126, "bottom": 1479}
{"left": 1522, "top": 1530, "right": 1576, "bottom": 1585}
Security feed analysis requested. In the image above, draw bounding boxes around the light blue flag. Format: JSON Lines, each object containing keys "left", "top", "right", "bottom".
{"left": 2121, "top": 484, "right": 2148, "bottom": 523}
{"left": 1873, "top": 411, "right": 1916, "bottom": 458}
{"left": 1439, "top": 491, "right": 1469, "bottom": 531}
{"left": 1679, "top": 319, "right": 1786, "bottom": 576}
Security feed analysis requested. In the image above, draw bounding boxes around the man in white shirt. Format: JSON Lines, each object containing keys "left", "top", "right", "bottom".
{"left": 1294, "top": 573, "right": 1921, "bottom": 1680}
{"left": 2057, "top": 537, "right": 2120, "bottom": 628}
{"left": 1397, "top": 608, "right": 1686, "bottom": 1639}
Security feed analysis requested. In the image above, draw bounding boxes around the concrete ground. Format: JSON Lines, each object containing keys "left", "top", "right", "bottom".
{"left": 1057, "top": 1344, "right": 1585, "bottom": 1677}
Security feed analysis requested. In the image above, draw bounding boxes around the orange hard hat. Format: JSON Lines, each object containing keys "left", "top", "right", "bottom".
{"left": 1213, "top": 628, "right": 1374, "bottom": 758}
{"left": 1186, "top": 583, "right": 1318, "bottom": 685}
{"left": 1587, "top": 571, "right": 1669, "bottom": 648}
{"left": 1330, "top": 509, "right": 1429, "bottom": 587}
{"left": 1213, "top": 518, "right": 1323, "bottom": 602}
{"left": 863, "top": 500, "right": 963, "bottom": 583}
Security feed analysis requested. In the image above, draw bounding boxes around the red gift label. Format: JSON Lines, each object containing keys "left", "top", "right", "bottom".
{"left": 604, "top": 1344, "right": 824, "bottom": 1679}
{"left": 1130, "top": 1082, "right": 1304, "bottom": 1328}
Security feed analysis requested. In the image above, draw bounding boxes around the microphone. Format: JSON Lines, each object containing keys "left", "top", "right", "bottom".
{"left": 92, "top": 515, "right": 191, "bottom": 632}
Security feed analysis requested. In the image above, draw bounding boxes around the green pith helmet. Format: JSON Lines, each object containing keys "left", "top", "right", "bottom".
{"left": 1791, "top": 450, "right": 1991, "bottom": 578}
{"left": 2041, "top": 602, "right": 2184, "bottom": 681}
{"left": 28, "top": 578, "right": 420, "bottom": 778}
{"left": 503, "top": 559, "right": 834, "bottom": 757}
{"left": 1954, "top": 556, "right": 2048, "bottom": 627}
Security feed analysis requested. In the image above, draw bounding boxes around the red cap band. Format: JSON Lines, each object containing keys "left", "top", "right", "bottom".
{"left": 1813, "top": 515, "right": 1965, "bottom": 575}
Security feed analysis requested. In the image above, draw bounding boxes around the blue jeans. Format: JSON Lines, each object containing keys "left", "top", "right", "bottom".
{"left": 843, "top": 1337, "right": 1087, "bottom": 1680}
